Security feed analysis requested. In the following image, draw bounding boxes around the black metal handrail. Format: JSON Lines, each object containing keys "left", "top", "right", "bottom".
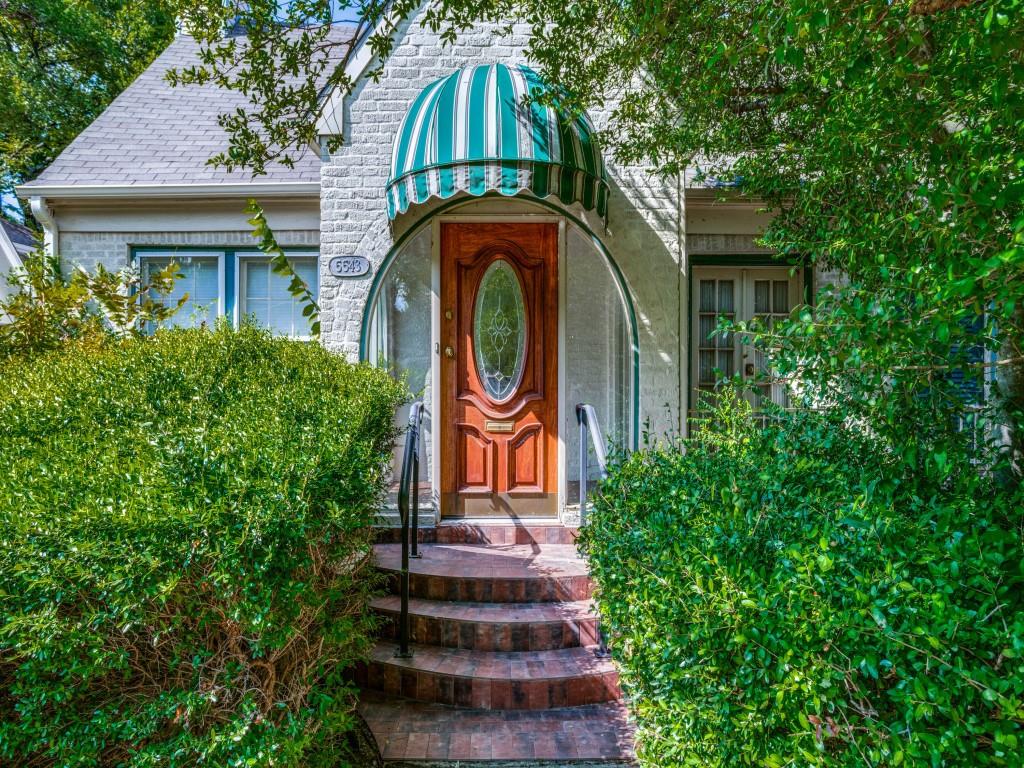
{"left": 576, "top": 403, "right": 608, "bottom": 523}
{"left": 395, "top": 401, "right": 424, "bottom": 658}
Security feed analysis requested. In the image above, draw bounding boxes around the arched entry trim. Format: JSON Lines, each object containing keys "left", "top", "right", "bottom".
{"left": 359, "top": 192, "right": 640, "bottom": 450}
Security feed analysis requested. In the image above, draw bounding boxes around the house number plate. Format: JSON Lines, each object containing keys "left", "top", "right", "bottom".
{"left": 328, "top": 256, "right": 371, "bottom": 278}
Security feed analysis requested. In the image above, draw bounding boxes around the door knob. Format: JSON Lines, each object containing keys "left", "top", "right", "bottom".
{"left": 444, "top": 345, "right": 455, "bottom": 358}
{"left": 745, "top": 363, "right": 755, "bottom": 377}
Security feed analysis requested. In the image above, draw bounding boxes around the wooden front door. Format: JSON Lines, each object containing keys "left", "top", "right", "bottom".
{"left": 440, "top": 223, "right": 559, "bottom": 518}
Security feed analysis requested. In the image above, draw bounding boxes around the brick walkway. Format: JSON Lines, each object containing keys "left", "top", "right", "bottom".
{"left": 358, "top": 523, "right": 636, "bottom": 765}
{"left": 361, "top": 691, "right": 635, "bottom": 762}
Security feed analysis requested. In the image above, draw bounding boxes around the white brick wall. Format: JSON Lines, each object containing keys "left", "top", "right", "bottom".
{"left": 320, "top": 7, "right": 685, "bottom": 437}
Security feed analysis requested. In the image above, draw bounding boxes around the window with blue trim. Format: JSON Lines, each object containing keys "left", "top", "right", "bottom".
{"left": 238, "top": 254, "right": 319, "bottom": 338}
{"left": 136, "top": 249, "right": 319, "bottom": 338}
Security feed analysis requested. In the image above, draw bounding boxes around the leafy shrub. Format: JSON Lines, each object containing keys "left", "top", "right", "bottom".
{"left": 0, "top": 323, "right": 404, "bottom": 766}
{"left": 581, "top": 400, "right": 1024, "bottom": 767}
{"left": 0, "top": 252, "right": 184, "bottom": 361}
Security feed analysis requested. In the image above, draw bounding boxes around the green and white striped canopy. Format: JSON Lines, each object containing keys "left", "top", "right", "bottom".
{"left": 386, "top": 63, "right": 609, "bottom": 220}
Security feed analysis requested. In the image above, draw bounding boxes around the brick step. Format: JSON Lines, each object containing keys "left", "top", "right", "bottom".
{"left": 358, "top": 642, "right": 620, "bottom": 710}
{"left": 373, "top": 509, "right": 437, "bottom": 529}
{"left": 360, "top": 691, "right": 635, "bottom": 763}
{"left": 376, "top": 522, "right": 579, "bottom": 546}
{"left": 374, "top": 543, "right": 592, "bottom": 602}
{"left": 372, "top": 596, "right": 600, "bottom": 651}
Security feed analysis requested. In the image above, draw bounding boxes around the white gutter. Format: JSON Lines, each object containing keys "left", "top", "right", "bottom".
{"left": 15, "top": 181, "right": 320, "bottom": 201}
{"left": 28, "top": 197, "right": 57, "bottom": 258}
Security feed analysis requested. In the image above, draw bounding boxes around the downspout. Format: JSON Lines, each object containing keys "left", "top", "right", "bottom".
{"left": 677, "top": 170, "right": 687, "bottom": 438}
{"left": 29, "top": 197, "right": 57, "bottom": 258}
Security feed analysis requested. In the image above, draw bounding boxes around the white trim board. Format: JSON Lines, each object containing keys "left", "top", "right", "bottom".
{"left": 15, "top": 182, "right": 320, "bottom": 201}
{"left": 314, "top": 8, "right": 408, "bottom": 139}
{"left": 55, "top": 200, "right": 320, "bottom": 234}
{"left": 0, "top": 225, "right": 25, "bottom": 275}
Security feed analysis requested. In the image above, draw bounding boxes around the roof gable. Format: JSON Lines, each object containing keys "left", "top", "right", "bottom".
{"left": 22, "top": 35, "right": 322, "bottom": 191}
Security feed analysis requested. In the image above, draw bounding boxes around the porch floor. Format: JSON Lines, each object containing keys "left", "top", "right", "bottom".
{"left": 359, "top": 525, "right": 636, "bottom": 765}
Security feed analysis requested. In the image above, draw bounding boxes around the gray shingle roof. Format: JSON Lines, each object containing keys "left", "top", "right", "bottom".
{"left": 1, "top": 219, "right": 37, "bottom": 250}
{"left": 23, "top": 34, "right": 327, "bottom": 189}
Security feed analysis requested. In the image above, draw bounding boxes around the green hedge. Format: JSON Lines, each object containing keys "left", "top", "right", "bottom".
{"left": 581, "top": 405, "right": 1024, "bottom": 767}
{"left": 0, "top": 324, "right": 404, "bottom": 766}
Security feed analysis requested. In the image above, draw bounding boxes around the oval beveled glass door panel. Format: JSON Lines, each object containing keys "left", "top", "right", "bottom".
{"left": 473, "top": 259, "right": 527, "bottom": 401}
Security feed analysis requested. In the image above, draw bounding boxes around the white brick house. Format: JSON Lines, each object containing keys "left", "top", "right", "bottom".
{"left": 17, "top": 7, "right": 810, "bottom": 525}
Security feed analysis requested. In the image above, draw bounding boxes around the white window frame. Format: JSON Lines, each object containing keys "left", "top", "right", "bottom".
{"left": 234, "top": 251, "right": 320, "bottom": 340}
{"left": 138, "top": 250, "right": 225, "bottom": 328}
{"left": 690, "top": 265, "right": 803, "bottom": 417}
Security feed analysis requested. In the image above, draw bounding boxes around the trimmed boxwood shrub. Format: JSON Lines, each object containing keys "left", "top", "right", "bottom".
{"left": 581, "top": 404, "right": 1024, "bottom": 767}
{"left": 0, "top": 324, "right": 404, "bottom": 767}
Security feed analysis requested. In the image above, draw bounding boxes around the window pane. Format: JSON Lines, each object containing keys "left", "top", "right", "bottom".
{"left": 474, "top": 260, "right": 527, "bottom": 402}
{"left": 699, "top": 350, "right": 716, "bottom": 384}
{"left": 773, "top": 280, "right": 789, "bottom": 314}
{"left": 366, "top": 228, "right": 433, "bottom": 508}
{"left": 251, "top": 301, "right": 271, "bottom": 328}
{"left": 565, "top": 226, "right": 633, "bottom": 506}
{"left": 241, "top": 257, "right": 318, "bottom": 336}
{"left": 294, "top": 260, "right": 317, "bottom": 287}
{"left": 146, "top": 256, "right": 220, "bottom": 329}
{"left": 717, "top": 280, "right": 735, "bottom": 313}
{"left": 754, "top": 280, "right": 770, "bottom": 314}
{"left": 699, "top": 314, "right": 716, "bottom": 346}
{"left": 717, "top": 350, "right": 734, "bottom": 378}
{"left": 246, "top": 261, "right": 270, "bottom": 299}
{"left": 267, "top": 300, "right": 294, "bottom": 332}
{"left": 699, "top": 280, "right": 716, "bottom": 312}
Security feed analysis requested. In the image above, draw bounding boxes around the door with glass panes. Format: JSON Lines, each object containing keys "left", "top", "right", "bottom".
{"left": 440, "top": 223, "right": 559, "bottom": 518}
{"left": 690, "top": 267, "right": 803, "bottom": 423}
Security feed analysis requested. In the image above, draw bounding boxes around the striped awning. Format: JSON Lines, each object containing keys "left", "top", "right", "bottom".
{"left": 386, "top": 63, "right": 609, "bottom": 221}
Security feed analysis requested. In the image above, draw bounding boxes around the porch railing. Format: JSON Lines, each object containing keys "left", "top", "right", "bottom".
{"left": 576, "top": 403, "right": 611, "bottom": 657}
{"left": 395, "top": 400, "right": 424, "bottom": 658}
{"left": 575, "top": 403, "right": 608, "bottom": 524}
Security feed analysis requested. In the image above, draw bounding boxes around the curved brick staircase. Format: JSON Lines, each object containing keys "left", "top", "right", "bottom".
{"left": 357, "top": 524, "right": 636, "bottom": 764}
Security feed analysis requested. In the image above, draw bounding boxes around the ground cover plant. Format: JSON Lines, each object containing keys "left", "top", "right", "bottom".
{"left": 0, "top": 323, "right": 404, "bottom": 766}
{"left": 581, "top": 399, "right": 1024, "bottom": 767}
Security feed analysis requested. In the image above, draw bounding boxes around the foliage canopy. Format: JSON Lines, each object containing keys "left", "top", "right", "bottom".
{"left": 0, "top": 252, "right": 184, "bottom": 361}
{"left": 171, "top": 0, "right": 418, "bottom": 174}
{"left": 39, "top": 3, "right": 1024, "bottom": 762}
{"left": 419, "top": 0, "right": 1024, "bottom": 473}
{"left": 173, "top": 0, "right": 1024, "bottom": 471}
{"left": 0, "top": 0, "right": 176, "bottom": 218}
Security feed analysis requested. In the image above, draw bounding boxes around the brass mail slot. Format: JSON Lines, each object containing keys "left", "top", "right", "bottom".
{"left": 484, "top": 420, "right": 515, "bottom": 433}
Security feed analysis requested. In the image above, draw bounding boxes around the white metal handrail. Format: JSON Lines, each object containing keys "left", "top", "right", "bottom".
{"left": 575, "top": 403, "right": 608, "bottom": 523}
